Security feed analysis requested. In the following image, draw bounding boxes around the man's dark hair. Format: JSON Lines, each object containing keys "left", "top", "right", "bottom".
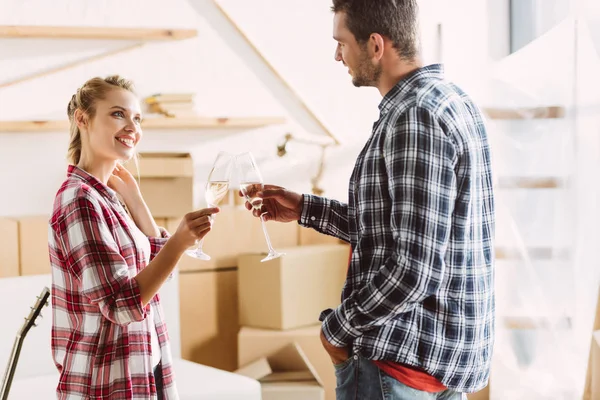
{"left": 332, "top": 0, "right": 419, "bottom": 60}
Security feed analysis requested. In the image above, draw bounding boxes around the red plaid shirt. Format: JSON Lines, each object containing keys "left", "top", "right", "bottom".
{"left": 48, "top": 165, "right": 178, "bottom": 399}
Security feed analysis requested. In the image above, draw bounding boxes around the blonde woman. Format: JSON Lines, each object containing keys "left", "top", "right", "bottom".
{"left": 48, "top": 75, "right": 217, "bottom": 399}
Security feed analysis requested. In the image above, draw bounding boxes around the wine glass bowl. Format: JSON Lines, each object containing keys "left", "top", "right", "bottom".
{"left": 236, "top": 152, "right": 285, "bottom": 262}
{"left": 185, "top": 151, "right": 234, "bottom": 260}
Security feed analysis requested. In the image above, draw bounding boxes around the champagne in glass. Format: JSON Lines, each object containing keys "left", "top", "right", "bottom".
{"left": 238, "top": 182, "right": 263, "bottom": 210}
{"left": 186, "top": 152, "right": 234, "bottom": 260}
{"left": 206, "top": 181, "right": 230, "bottom": 206}
{"left": 236, "top": 152, "right": 285, "bottom": 262}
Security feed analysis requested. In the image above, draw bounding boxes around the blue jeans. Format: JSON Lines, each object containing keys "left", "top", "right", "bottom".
{"left": 334, "top": 355, "right": 466, "bottom": 400}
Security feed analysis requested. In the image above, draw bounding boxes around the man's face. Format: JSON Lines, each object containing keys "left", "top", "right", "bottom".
{"left": 333, "top": 12, "right": 381, "bottom": 87}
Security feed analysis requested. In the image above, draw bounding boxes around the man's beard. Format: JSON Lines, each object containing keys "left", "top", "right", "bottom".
{"left": 351, "top": 51, "right": 382, "bottom": 87}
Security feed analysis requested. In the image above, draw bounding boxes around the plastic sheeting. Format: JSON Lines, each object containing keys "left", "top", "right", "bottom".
{"left": 478, "top": 9, "right": 600, "bottom": 399}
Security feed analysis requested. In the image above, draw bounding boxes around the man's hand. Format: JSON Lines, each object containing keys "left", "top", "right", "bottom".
{"left": 239, "top": 184, "right": 303, "bottom": 222}
{"left": 320, "top": 328, "right": 349, "bottom": 365}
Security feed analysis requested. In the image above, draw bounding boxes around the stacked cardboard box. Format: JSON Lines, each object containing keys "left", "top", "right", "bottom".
{"left": 169, "top": 207, "right": 299, "bottom": 372}
{"left": 236, "top": 243, "right": 350, "bottom": 400}
{"left": 0, "top": 217, "right": 19, "bottom": 277}
{"left": 237, "top": 343, "right": 325, "bottom": 400}
{"left": 124, "top": 152, "right": 194, "bottom": 218}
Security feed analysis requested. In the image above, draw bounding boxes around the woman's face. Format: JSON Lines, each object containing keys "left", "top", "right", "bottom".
{"left": 82, "top": 88, "right": 143, "bottom": 163}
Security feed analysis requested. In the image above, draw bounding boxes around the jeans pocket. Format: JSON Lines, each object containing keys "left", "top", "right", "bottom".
{"left": 333, "top": 357, "right": 353, "bottom": 372}
{"left": 335, "top": 356, "right": 358, "bottom": 399}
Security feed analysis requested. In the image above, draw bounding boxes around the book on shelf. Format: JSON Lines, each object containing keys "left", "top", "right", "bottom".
{"left": 144, "top": 93, "right": 195, "bottom": 104}
{"left": 144, "top": 93, "right": 197, "bottom": 117}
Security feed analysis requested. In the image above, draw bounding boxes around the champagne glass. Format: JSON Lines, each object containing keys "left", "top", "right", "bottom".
{"left": 236, "top": 152, "right": 285, "bottom": 262}
{"left": 186, "top": 151, "right": 234, "bottom": 260}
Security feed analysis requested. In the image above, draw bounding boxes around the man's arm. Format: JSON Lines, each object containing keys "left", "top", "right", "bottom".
{"left": 299, "top": 195, "right": 350, "bottom": 243}
{"left": 249, "top": 186, "right": 350, "bottom": 243}
{"left": 322, "top": 106, "right": 457, "bottom": 347}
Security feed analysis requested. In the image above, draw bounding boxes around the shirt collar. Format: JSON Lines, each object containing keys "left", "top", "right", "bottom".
{"left": 378, "top": 64, "right": 445, "bottom": 116}
{"left": 67, "top": 164, "right": 120, "bottom": 204}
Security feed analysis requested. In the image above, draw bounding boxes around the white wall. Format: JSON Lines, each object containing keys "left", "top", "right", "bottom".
{"left": 0, "top": 0, "right": 497, "bottom": 217}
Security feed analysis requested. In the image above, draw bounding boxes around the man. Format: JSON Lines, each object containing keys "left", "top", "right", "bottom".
{"left": 243, "top": 0, "right": 495, "bottom": 398}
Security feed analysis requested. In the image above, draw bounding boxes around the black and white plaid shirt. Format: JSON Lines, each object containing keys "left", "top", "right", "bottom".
{"left": 300, "top": 64, "right": 495, "bottom": 393}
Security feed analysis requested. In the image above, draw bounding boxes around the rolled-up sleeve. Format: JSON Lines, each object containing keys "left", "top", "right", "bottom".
{"left": 56, "top": 197, "right": 148, "bottom": 326}
{"left": 148, "top": 226, "right": 170, "bottom": 261}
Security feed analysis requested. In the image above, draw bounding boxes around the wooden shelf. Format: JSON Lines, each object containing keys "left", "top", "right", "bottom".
{"left": 0, "top": 25, "right": 198, "bottom": 89}
{"left": 0, "top": 25, "right": 197, "bottom": 41}
{"left": 0, "top": 117, "right": 286, "bottom": 133}
{"left": 503, "top": 315, "right": 571, "bottom": 330}
{"left": 496, "top": 246, "right": 569, "bottom": 260}
{"left": 498, "top": 177, "right": 563, "bottom": 189}
{"left": 483, "top": 106, "right": 565, "bottom": 120}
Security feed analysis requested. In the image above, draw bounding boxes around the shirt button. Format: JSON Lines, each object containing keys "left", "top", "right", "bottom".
{"left": 311, "top": 216, "right": 316, "bottom": 221}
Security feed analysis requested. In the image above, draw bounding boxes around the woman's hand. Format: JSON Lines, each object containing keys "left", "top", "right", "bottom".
{"left": 170, "top": 207, "right": 220, "bottom": 251}
{"left": 107, "top": 163, "right": 142, "bottom": 206}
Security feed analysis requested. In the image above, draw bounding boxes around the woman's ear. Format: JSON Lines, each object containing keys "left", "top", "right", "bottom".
{"left": 74, "top": 108, "right": 88, "bottom": 131}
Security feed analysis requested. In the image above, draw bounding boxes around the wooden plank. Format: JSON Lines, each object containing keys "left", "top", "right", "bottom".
{"left": 498, "top": 177, "right": 563, "bottom": 189}
{"left": 483, "top": 106, "right": 565, "bottom": 120}
{"left": 495, "top": 247, "right": 569, "bottom": 260}
{"left": 503, "top": 315, "right": 571, "bottom": 330}
{"left": 0, "top": 117, "right": 286, "bottom": 133}
{"left": 0, "top": 43, "right": 144, "bottom": 89}
{"left": 0, "top": 25, "right": 197, "bottom": 41}
{"left": 142, "top": 116, "right": 286, "bottom": 129}
{"left": 187, "top": 0, "right": 341, "bottom": 145}
{"left": 0, "top": 120, "right": 68, "bottom": 132}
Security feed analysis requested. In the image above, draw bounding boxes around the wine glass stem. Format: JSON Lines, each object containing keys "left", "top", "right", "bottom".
{"left": 197, "top": 213, "right": 216, "bottom": 251}
{"left": 197, "top": 238, "right": 205, "bottom": 252}
{"left": 260, "top": 212, "right": 276, "bottom": 253}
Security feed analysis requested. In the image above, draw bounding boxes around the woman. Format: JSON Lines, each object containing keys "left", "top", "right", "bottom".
{"left": 48, "top": 75, "right": 216, "bottom": 399}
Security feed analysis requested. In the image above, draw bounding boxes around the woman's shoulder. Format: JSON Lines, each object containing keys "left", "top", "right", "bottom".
{"left": 51, "top": 178, "right": 105, "bottom": 223}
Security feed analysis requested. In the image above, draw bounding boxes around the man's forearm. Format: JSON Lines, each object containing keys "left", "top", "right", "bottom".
{"left": 300, "top": 194, "right": 350, "bottom": 242}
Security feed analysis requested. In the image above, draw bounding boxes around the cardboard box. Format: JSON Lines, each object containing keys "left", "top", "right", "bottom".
{"left": 232, "top": 189, "right": 244, "bottom": 207}
{"left": 586, "top": 330, "right": 600, "bottom": 399}
{"left": 236, "top": 343, "right": 325, "bottom": 400}
{"left": 125, "top": 153, "right": 193, "bottom": 218}
{"left": 180, "top": 269, "right": 239, "bottom": 371}
{"left": 238, "top": 244, "right": 349, "bottom": 330}
{"left": 238, "top": 325, "right": 335, "bottom": 400}
{"left": 235, "top": 208, "right": 298, "bottom": 255}
{"left": 298, "top": 226, "right": 342, "bottom": 246}
{"left": 467, "top": 385, "right": 490, "bottom": 400}
{"left": 18, "top": 216, "right": 51, "bottom": 276}
{"left": 585, "top": 290, "right": 600, "bottom": 400}
{"left": 0, "top": 218, "right": 19, "bottom": 278}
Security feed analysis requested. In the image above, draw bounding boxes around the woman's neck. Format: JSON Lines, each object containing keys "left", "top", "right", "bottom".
{"left": 77, "top": 158, "right": 117, "bottom": 185}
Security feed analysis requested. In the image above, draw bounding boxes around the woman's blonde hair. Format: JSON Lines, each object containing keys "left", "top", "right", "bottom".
{"left": 66, "top": 75, "right": 135, "bottom": 165}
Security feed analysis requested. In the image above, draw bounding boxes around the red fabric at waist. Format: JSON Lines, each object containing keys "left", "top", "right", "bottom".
{"left": 374, "top": 360, "right": 447, "bottom": 393}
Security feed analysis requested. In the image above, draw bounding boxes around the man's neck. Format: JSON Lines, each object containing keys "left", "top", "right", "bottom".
{"left": 376, "top": 58, "right": 424, "bottom": 97}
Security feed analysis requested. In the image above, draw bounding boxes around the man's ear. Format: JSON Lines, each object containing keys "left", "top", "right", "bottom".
{"left": 370, "top": 33, "right": 385, "bottom": 60}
